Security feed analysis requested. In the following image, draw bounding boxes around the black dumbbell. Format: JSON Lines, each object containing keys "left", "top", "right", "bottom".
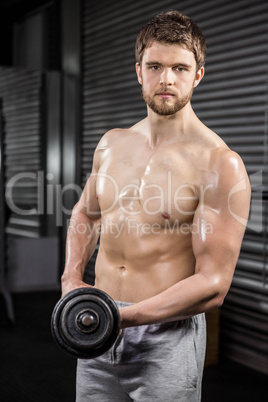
{"left": 51, "top": 287, "right": 121, "bottom": 359}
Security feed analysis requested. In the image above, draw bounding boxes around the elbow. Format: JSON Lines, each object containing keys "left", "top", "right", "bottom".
{"left": 208, "top": 276, "right": 229, "bottom": 309}
{"left": 212, "top": 293, "right": 225, "bottom": 309}
{"left": 205, "top": 292, "right": 225, "bottom": 311}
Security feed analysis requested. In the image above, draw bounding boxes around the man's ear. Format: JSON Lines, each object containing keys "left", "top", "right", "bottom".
{"left": 193, "top": 66, "right": 205, "bottom": 88}
{"left": 136, "top": 62, "right": 142, "bottom": 85}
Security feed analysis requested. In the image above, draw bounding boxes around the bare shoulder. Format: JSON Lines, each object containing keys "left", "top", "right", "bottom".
{"left": 205, "top": 144, "right": 251, "bottom": 220}
{"left": 211, "top": 146, "right": 248, "bottom": 183}
{"left": 93, "top": 128, "right": 132, "bottom": 168}
{"left": 96, "top": 128, "right": 129, "bottom": 149}
{"left": 193, "top": 123, "right": 250, "bottom": 198}
{"left": 96, "top": 123, "right": 146, "bottom": 154}
{"left": 198, "top": 125, "right": 247, "bottom": 178}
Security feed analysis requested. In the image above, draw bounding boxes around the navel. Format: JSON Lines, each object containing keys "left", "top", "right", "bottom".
{"left": 118, "top": 265, "right": 126, "bottom": 274}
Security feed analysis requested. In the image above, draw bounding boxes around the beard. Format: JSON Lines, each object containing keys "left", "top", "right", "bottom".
{"left": 142, "top": 85, "right": 194, "bottom": 116}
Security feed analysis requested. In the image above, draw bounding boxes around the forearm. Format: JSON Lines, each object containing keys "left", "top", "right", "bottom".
{"left": 120, "top": 272, "right": 224, "bottom": 328}
{"left": 61, "top": 211, "right": 100, "bottom": 295}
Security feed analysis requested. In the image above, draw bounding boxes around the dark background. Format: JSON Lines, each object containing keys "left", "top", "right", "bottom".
{"left": 0, "top": 0, "right": 267, "bottom": 400}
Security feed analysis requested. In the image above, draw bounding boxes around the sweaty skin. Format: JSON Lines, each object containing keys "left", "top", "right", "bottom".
{"left": 62, "top": 42, "right": 251, "bottom": 329}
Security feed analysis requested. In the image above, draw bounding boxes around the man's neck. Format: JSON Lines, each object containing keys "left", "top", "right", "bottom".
{"left": 145, "top": 103, "right": 197, "bottom": 148}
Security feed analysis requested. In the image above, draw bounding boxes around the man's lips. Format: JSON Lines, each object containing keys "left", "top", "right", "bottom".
{"left": 156, "top": 92, "right": 176, "bottom": 99}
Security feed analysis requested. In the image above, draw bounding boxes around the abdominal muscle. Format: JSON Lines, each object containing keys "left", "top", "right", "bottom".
{"left": 94, "top": 219, "right": 196, "bottom": 302}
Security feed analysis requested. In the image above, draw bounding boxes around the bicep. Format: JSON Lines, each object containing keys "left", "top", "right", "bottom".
{"left": 192, "top": 155, "right": 251, "bottom": 292}
{"left": 192, "top": 207, "right": 239, "bottom": 284}
{"left": 74, "top": 152, "right": 101, "bottom": 220}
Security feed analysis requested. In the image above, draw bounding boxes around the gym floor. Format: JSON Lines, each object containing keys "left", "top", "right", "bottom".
{"left": 0, "top": 291, "right": 267, "bottom": 402}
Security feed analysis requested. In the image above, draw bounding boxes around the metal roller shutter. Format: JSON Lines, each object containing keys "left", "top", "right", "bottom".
{"left": 0, "top": 99, "right": 14, "bottom": 320}
{"left": 190, "top": 0, "right": 268, "bottom": 374}
{"left": 81, "top": 0, "right": 268, "bottom": 372}
{"left": 0, "top": 67, "right": 43, "bottom": 238}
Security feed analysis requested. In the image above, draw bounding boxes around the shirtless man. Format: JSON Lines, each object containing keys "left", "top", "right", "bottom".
{"left": 61, "top": 11, "right": 251, "bottom": 402}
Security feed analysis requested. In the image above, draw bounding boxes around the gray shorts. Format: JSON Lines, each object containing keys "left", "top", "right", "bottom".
{"left": 76, "top": 301, "right": 206, "bottom": 402}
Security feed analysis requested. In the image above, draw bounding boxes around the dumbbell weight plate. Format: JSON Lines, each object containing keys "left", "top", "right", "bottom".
{"left": 51, "top": 287, "right": 121, "bottom": 359}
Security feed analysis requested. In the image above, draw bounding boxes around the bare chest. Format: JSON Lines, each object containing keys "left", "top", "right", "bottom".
{"left": 96, "top": 146, "right": 199, "bottom": 226}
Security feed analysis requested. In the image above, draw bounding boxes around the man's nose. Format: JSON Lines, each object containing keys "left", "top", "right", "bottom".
{"left": 160, "top": 68, "right": 174, "bottom": 85}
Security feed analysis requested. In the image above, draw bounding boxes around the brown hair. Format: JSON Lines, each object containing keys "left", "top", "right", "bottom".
{"left": 135, "top": 10, "right": 207, "bottom": 70}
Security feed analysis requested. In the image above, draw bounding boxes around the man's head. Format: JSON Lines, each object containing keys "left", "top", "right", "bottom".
{"left": 135, "top": 11, "right": 206, "bottom": 116}
{"left": 135, "top": 10, "right": 206, "bottom": 71}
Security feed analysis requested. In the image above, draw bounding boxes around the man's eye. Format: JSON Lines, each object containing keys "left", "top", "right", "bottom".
{"left": 174, "top": 67, "right": 186, "bottom": 72}
{"left": 150, "top": 66, "right": 160, "bottom": 71}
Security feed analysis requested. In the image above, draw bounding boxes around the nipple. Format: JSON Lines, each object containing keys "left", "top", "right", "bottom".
{"left": 161, "top": 211, "right": 170, "bottom": 220}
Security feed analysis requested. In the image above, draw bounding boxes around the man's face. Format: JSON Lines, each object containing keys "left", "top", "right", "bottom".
{"left": 136, "top": 42, "right": 204, "bottom": 116}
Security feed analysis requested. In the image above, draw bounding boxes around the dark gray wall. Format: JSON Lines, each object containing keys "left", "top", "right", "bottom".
{"left": 81, "top": 0, "right": 268, "bottom": 374}
{"left": 0, "top": 0, "right": 267, "bottom": 374}
{"left": 0, "top": 0, "right": 81, "bottom": 291}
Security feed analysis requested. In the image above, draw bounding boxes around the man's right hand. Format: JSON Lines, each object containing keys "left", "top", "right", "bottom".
{"left": 61, "top": 276, "right": 93, "bottom": 298}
